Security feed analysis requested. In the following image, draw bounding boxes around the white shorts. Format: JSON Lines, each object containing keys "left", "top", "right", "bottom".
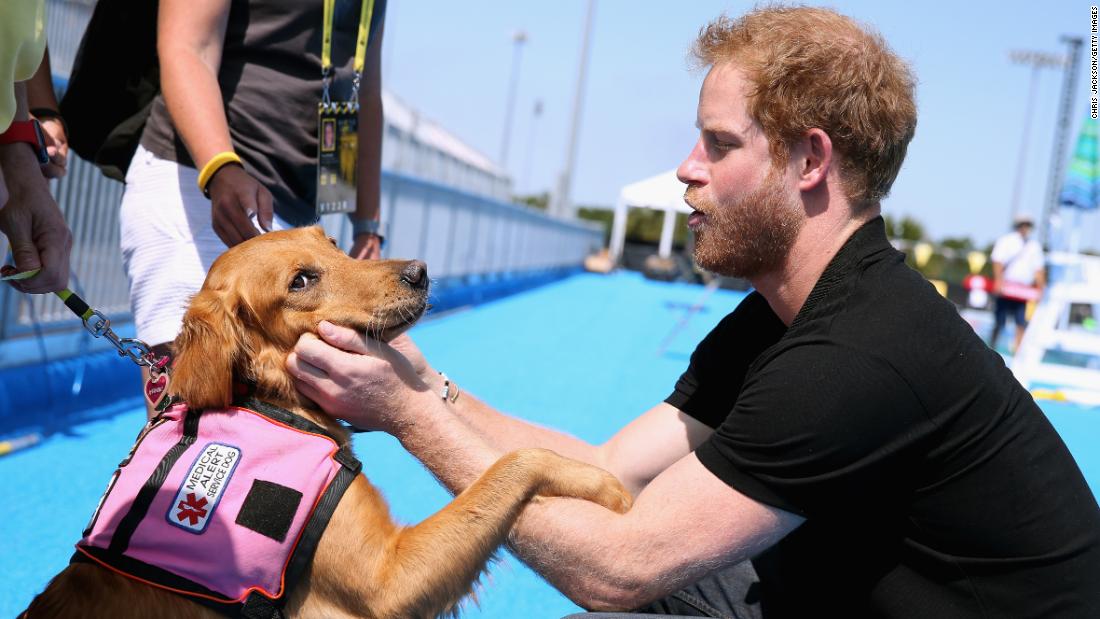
{"left": 119, "top": 145, "right": 291, "bottom": 347}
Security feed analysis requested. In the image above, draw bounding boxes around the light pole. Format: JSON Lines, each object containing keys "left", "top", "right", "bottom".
{"left": 521, "top": 99, "right": 543, "bottom": 194}
{"left": 1041, "top": 36, "right": 1084, "bottom": 250}
{"left": 499, "top": 29, "right": 528, "bottom": 172}
{"left": 1008, "top": 50, "right": 1065, "bottom": 220}
{"left": 551, "top": 0, "right": 596, "bottom": 219}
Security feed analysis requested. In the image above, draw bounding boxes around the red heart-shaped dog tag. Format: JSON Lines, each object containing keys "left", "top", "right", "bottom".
{"left": 145, "top": 372, "right": 170, "bottom": 408}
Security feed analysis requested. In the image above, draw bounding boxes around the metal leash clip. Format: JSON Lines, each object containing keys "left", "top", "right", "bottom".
{"left": 56, "top": 289, "right": 164, "bottom": 371}
{"left": 79, "top": 306, "right": 156, "bottom": 369}
{"left": 59, "top": 288, "right": 175, "bottom": 411}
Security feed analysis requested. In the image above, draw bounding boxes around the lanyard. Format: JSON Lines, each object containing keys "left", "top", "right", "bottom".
{"left": 321, "top": 0, "right": 375, "bottom": 105}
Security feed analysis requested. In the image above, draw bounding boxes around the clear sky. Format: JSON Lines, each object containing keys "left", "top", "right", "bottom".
{"left": 381, "top": 1, "right": 1099, "bottom": 250}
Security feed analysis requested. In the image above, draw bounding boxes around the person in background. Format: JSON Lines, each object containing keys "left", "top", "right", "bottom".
{"left": 989, "top": 214, "right": 1045, "bottom": 354}
{"left": 0, "top": 1, "right": 72, "bottom": 294}
{"left": 117, "top": 0, "right": 386, "bottom": 415}
{"left": 288, "top": 7, "right": 1100, "bottom": 618}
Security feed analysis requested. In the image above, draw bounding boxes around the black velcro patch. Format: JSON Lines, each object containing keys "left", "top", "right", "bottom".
{"left": 235, "top": 480, "right": 303, "bottom": 542}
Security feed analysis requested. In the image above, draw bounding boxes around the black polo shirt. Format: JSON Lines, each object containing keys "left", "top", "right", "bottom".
{"left": 668, "top": 217, "right": 1100, "bottom": 617}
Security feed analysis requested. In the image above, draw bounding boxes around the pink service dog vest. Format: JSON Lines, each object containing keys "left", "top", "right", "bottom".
{"left": 73, "top": 400, "right": 360, "bottom": 617}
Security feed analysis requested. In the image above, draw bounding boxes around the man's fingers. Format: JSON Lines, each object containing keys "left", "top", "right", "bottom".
{"left": 256, "top": 187, "right": 274, "bottom": 232}
{"left": 292, "top": 376, "right": 327, "bottom": 409}
{"left": 285, "top": 357, "right": 332, "bottom": 410}
{"left": 211, "top": 211, "right": 244, "bottom": 247}
{"left": 231, "top": 192, "right": 261, "bottom": 242}
{"left": 23, "top": 235, "right": 71, "bottom": 293}
{"left": 8, "top": 239, "right": 43, "bottom": 274}
{"left": 318, "top": 321, "right": 372, "bottom": 354}
{"left": 293, "top": 333, "right": 357, "bottom": 375}
{"left": 286, "top": 350, "right": 330, "bottom": 384}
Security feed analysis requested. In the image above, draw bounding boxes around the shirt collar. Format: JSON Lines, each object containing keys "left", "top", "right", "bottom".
{"left": 789, "top": 216, "right": 894, "bottom": 329}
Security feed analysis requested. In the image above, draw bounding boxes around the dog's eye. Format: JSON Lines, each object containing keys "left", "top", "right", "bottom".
{"left": 290, "top": 271, "right": 317, "bottom": 291}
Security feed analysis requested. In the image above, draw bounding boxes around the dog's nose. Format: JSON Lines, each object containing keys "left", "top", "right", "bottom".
{"left": 401, "top": 260, "right": 428, "bottom": 289}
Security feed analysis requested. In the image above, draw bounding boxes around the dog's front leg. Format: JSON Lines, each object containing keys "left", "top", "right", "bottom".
{"left": 365, "top": 448, "right": 631, "bottom": 619}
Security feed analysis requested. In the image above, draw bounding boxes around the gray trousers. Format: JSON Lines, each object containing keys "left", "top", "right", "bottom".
{"left": 563, "top": 560, "right": 762, "bottom": 619}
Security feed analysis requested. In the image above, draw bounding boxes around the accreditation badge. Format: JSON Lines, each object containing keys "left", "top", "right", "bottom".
{"left": 316, "top": 102, "right": 359, "bottom": 215}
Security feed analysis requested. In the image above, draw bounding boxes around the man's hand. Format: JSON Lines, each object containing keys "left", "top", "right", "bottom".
{"left": 0, "top": 143, "right": 72, "bottom": 293}
{"left": 348, "top": 233, "right": 382, "bottom": 260}
{"left": 287, "top": 322, "right": 434, "bottom": 430}
{"left": 36, "top": 116, "right": 68, "bottom": 179}
{"left": 206, "top": 164, "right": 273, "bottom": 247}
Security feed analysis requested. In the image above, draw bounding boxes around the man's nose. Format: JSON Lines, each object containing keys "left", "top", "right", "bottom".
{"left": 401, "top": 260, "right": 428, "bottom": 289}
{"left": 676, "top": 138, "right": 708, "bottom": 187}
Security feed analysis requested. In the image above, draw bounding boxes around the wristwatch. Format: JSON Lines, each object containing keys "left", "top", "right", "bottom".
{"left": 351, "top": 217, "right": 380, "bottom": 236}
{"left": 350, "top": 217, "right": 385, "bottom": 247}
{"left": 0, "top": 119, "right": 49, "bottom": 165}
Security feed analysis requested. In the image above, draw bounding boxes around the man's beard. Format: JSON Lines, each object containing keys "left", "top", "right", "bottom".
{"left": 686, "top": 170, "right": 804, "bottom": 279}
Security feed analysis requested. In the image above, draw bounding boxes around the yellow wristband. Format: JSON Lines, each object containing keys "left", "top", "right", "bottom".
{"left": 197, "top": 151, "right": 243, "bottom": 196}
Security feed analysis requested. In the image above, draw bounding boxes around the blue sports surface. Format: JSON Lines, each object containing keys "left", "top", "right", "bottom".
{"left": 2, "top": 272, "right": 1098, "bottom": 617}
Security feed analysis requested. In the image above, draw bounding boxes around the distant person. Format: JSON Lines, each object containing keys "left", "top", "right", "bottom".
{"left": 289, "top": 7, "right": 1100, "bottom": 618}
{"left": 0, "top": 2, "right": 72, "bottom": 294}
{"left": 989, "top": 214, "right": 1045, "bottom": 353}
{"left": 117, "top": 0, "right": 387, "bottom": 415}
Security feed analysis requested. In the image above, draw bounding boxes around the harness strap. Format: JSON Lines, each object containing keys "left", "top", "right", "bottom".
{"left": 242, "top": 591, "right": 286, "bottom": 619}
{"left": 72, "top": 546, "right": 239, "bottom": 617}
{"left": 282, "top": 455, "right": 361, "bottom": 596}
{"left": 109, "top": 410, "right": 201, "bottom": 554}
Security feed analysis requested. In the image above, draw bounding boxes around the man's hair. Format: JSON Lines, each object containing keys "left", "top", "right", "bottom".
{"left": 692, "top": 6, "right": 917, "bottom": 209}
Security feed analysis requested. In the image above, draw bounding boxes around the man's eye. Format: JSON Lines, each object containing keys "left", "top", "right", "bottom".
{"left": 290, "top": 271, "right": 317, "bottom": 291}
{"left": 706, "top": 134, "right": 734, "bottom": 151}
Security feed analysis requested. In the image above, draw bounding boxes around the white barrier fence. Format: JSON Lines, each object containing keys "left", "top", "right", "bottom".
{"left": 0, "top": 155, "right": 601, "bottom": 342}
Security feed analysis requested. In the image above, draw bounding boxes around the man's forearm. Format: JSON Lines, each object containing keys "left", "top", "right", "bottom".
{"left": 391, "top": 390, "right": 654, "bottom": 608}
{"left": 354, "top": 90, "right": 382, "bottom": 223}
{"left": 389, "top": 390, "right": 737, "bottom": 610}
{"left": 158, "top": 1, "right": 233, "bottom": 167}
{"left": 444, "top": 386, "right": 607, "bottom": 467}
{"left": 392, "top": 389, "right": 512, "bottom": 493}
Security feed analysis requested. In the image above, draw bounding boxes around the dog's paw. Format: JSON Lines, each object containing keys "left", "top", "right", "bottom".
{"left": 521, "top": 449, "right": 634, "bottom": 513}
{"left": 584, "top": 470, "right": 633, "bottom": 514}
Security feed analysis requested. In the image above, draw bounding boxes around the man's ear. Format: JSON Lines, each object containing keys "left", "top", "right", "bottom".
{"left": 171, "top": 289, "right": 252, "bottom": 410}
{"left": 795, "top": 128, "right": 833, "bottom": 192}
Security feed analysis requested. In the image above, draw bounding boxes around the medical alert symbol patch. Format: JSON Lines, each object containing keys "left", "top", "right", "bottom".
{"left": 168, "top": 442, "right": 241, "bottom": 533}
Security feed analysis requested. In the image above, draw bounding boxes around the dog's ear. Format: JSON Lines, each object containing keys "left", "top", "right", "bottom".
{"left": 171, "top": 289, "right": 252, "bottom": 410}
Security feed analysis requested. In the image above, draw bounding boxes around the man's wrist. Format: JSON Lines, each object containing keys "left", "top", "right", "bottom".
{"left": 0, "top": 120, "right": 49, "bottom": 165}
{"left": 350, "top": 216, "right": 380, "bottom": 235}
{"left": 392, "top": 388, "right": 448, "bottom": 438}
{"left": 350, "top": 216, "right": 385, "bottom": 247}
{"left": 0, "top": 141, "right": 49, "bottom": 185}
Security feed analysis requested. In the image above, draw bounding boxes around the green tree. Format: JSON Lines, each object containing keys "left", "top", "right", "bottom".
{"left": 897, "top": 215, "right": 926, "bottom": 241}
{"left": 515, "top": 192, "right": 550, "bottom": 211}
{"left": 940, "top": 236, "right": 974, "bottom": 252}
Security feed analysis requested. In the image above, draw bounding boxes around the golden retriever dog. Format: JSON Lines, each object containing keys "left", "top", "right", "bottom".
{"left": 25, "top": 226, "right": 631, "bottom": 618}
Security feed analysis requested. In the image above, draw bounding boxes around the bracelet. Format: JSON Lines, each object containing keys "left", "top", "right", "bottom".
{"left": 197, "top": 151, "right": 243, "bottom": 197}
{"left": 29, "top": 108, "right": 67, "bottom": 139}
{"left": 438, "top": 372, "right": 460, "bottom": 403}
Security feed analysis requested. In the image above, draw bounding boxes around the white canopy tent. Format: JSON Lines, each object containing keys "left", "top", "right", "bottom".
{"left": 609, "top": 170, "right": 692, "bottom": 263}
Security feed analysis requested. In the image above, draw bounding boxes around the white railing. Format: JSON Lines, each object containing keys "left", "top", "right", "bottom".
{"left": 0, "top": 155, "right": 601, "bottom": 342}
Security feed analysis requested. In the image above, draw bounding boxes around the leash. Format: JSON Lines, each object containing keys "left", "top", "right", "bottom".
{"left": 52, "top": 287, "right": 174, "bottom": 411}
{"left": 3, "top": 262, "right": 170, "bottom": 409}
